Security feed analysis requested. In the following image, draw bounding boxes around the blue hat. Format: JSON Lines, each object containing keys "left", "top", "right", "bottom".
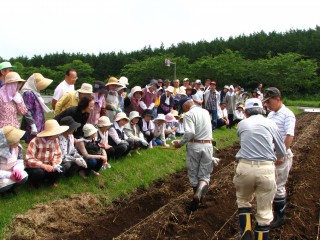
{"left": 179, "top": 97, "right": 192, "bottom": 108}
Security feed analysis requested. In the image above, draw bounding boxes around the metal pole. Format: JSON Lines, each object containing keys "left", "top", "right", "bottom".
{"left": 173, "top": 62, "right": 176, "bottom": 80}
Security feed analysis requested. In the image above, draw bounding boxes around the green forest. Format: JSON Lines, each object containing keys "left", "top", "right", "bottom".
{"left": 1, "top": 27, "right": 320, "bottom": 98}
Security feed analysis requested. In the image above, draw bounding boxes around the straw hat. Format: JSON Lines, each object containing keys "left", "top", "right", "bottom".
{"left": 97, "top": 116, "right": 112, "bottom": 127}
{"left": 114, "top": 112, "right": 130, "bottom": 122}
{"left": 2, "top": 126, "right": 25, "bottom": 145}
{"left": 129, "top": 111, "right": 141, "bottom": 121}
{"left": 185, "top": 85, "right": 197, "bottom": 95}
{"left": 165, "top": 113, "right": 175, "bottom": 123}
{"left": 171, "top": 110, "right": 179, "bottom": 117}
{"left": 83, "top": 124, "right": 98, "bottom": 137}
{"left": 4, "top": 72, "right": 25, "bottom": 85}
{"left": 59, "top": 116, "right": 81, "bottom": 131}
{"left": 78, "top": 83, "right": 93, "bottom": 94}
{"left": 154, "top": 114, "right": 166, "bottom": 122}
{"left": 105, "top": 76, "right": 122, "bottom": 87}
{"left": 165, "top": 86, "right": 174, "bottom": 93}
{"left": 33, "top": 73, "right": 53, "bottom": 91}
{"left": 37, "top": 120, "right": 69, "bottom": 137}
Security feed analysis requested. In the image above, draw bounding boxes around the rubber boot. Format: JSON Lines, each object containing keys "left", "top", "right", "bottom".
{"left": 194, "top": 181, "right": 208, "bottom": 205}
{"left": 238, "top": 208, "right": 253, "bottom": 240}
{"left": 270, "top": 197, "right": 286, "bottom": 229}
{"left": 186, "top": 187, "right": 198, "bottom": 212}
{"left": 254, "top": 225, "right": 269, "bottom": 240}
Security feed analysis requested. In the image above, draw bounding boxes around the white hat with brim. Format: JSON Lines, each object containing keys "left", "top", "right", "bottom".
{"left": 4, "top": 72, "right": 25, "bottom": 85}
{"left": 114, "top": 112, "right": 130, "bottom": 122}
{"left": 105, "top": 77, "right": 122, "bottom": 87}
{"left": 119, "top": 76, "right": 129, "bottom": 86}
{"left": 37, "top": 120, "right": 69, "bottom": 137}
{"left": 165, "top": 86, "right": 174, "bottom": 93}
{"left": 97, "top": 116, "right": 112, "bottom": 127}
{"left": 244, "top": 98, "right": 263, "bottom": 110}
{"left": 129, "top": 111, "right": 141, "bottom": 121}
{"left": 2, "top": 126, "right": 25, "bottom": 145}
{"left": 154, "top": 114, "right": 167, "bottom": 122}
{"left": 78, "top": 83, "right": 93, "bottom": 94}
{"left": 83, "top": 124, "right": 98, "bottom": 137}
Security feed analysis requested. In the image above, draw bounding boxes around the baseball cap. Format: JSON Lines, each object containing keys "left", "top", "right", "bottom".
{"left": 179, "top": 97, "right": 192, "bottom": 108}
{"left": 263, "top": 87, "right": 281, "bottom": 102}
{"left": 244, "top": 98, "right": 263, "bottom": 110}
{"left": 183, "top": 78, "right": 189, "bottom": 82}
{"left": 195, "top": 79, "right": 201, "bottom": 85}
{"left": 210, "top": 81, "right": 216, "bottom": 85}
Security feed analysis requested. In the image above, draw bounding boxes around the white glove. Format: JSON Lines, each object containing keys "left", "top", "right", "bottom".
{"left": 75, "top": 158, "right": 87, "bottom": 168}
{"left": 54, "top": 165, "right": 63, "bottom": 173}
{"left": 140, "top": 139, "right": 148, "bottom": 147}
{"left": 30, "top": 124, "right": 38, "bottom": 135}
{"left": 77, "top": 138, "right": 91, "bottom": 143}
{"left": 13, "top": 92, "right": 23, "bottom": 104}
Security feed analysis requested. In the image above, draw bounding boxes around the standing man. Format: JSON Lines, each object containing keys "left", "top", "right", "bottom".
{"left": 263, "top": 87, "right": 296, "bottom": 229}
{"left": 52, "top": 68, "right": 77, "bottom": 110}
{"left": 192, "top": 79, "right": 204, "bottom": 107}
{"left": 204, "top": 81, "right": 220, "bottom": 131}
{"left": 173, "top": 98, "right": 213, "bottom": 211}
{"left": 182, "top": 78, "right": 190, "bottom": 90}
{"left": 234, "top": 98, "right": 286, "bottom": 240}
{"left": 225, "top": 85, "right": 235, "bottom": 129}
{"left": 0, "top": 62, "right": 16, "bottom": 88}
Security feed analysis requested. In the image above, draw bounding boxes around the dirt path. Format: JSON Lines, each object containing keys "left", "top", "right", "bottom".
{"left": 9, "top": 112, "right": 320, "bottom": 240}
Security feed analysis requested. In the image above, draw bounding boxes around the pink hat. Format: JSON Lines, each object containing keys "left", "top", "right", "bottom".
{"left": 165, "top": 113, "right": 175, "bottom": 123}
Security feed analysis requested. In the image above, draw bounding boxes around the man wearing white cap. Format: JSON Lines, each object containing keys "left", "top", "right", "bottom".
{"left": 234, "top": 98, "right": 286, "bottom": 239}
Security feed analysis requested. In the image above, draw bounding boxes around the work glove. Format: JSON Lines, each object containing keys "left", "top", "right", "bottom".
{"left": 30, "top": 124, "right": 38, "bottom": 135}
{"left": 101, "top": 163, "right": 112, "bottom": 171}
{"left": 54, "top": 164, "right": 63, "bottom": 173}
{"left": 77, "top": 138, "right": 91, "bottom": 143}
{"left": 75, "top": 158, "right": 87, "bottom": 168}
{"left": 140, "top": 139, "right": 148, "bottom": 147}
{"left": 10, "top": 169, "right": 23, "bottom": 182}
{"left": 13, "top": 92, "right": 23, "bottom": 104}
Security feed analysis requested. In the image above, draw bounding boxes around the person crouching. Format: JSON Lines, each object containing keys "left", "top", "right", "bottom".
{"left": 25, "top": 120, "right": 69, "bottom": 188}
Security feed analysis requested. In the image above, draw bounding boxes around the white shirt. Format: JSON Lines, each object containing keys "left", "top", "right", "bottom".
{"left": 218, "top": 108, "right": 228, "bottom": 119}
{"left": 53, "top": 80, "right": 75, "bottom": 101}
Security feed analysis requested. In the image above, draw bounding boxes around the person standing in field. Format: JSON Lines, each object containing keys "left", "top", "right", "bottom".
{"left": 51, "top": 68, "right": 77, "bottom": 110}
{"left": 234, "top": 98, "right": 286, "bottom": 240}
{"left": 173, "top": 98, "right": 214, "bottom": 212}
{"left": 263, "top": 87, "right": 296, "bottom": 229}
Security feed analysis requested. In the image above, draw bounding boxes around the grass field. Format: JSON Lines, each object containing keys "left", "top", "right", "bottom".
{"left": 283, "top": 98, "right": 320, "bottom": 107}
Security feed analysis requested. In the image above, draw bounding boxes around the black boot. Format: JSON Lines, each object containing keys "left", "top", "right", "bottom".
{"left": 186, "top": 187, "right": 199, "bottom": 213}
{"left": 238, "top": 208, "right": 253, "bottom": 240}
{"left": 254, "top": 225, "right": 269, "bottom": 240}
{"left": 270, "top": 197, "right": 286, "bottom": 229}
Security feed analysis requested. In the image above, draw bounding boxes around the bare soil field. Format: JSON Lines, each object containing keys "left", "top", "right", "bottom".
{"left": 9, "top": 112, "right": 320, "bottom": 240}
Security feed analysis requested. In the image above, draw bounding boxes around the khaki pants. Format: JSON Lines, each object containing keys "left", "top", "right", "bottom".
{"left": 233, "top": 161, "right": 276, "bottom": 226}
{"left": 275, "top": 148, "right": 293, "bottom": 198}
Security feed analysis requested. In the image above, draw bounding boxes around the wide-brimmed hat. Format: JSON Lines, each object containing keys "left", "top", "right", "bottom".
{"left": 0, "top": 62, "right": 16, "bottom": 71}
{"left": 97, "top": 116, "right": 112, "bottom": 127}
{"left": 177, "top": 90, "right": 187, "bottom": 97}
{"left": 148, "top": 79, "right": 158, "bottom": 87}
{"left": 158, "top": 79, "right": 163, "bottom": 84}
{"left": 83, "top": 124, "right": 97, "bottom": 137}
{"left": 164, "top": 79, "right": 171, "bottom": 83}
{"left": 105, "top": 76, "right": 122, "bottom": 87}
{"left": 154, "top": 114, "right": 166, "bottom": 122}
{"left": 143, "top": 109, "right": 154, "bottom": 118}
{"left": 156, "top": 87, "right": 164, "bottom": 93}
{"left": 171, "top": 110, "right": 179, "bottom": 117}
{"left": 185, "top": 85, "right": 197, "bottom": 95}
{"left": 119, "top": 76, "right": 129, "bottom": 86}
{"left": 4, "top": 72, "right": 25, "bottom": 85}
{"left": 130, "top": 86, "right": 144, "bottom": 96}
{"left": 78, "top": 83, "right": 93, "bottom": 94}
{"left": 114, "top": 112, "right": 130, "bottom": 122}
{"left": 59, "top": 116, "right": 81, "bottom": 131}
{"left": 165, "top": 113, "right": 175, "bottom": 123}
{"left": 244, "top": 98, "right": 263, "bottom": 110}
{"left": 37, "top": 119, "right": 69, "bottom": 137}
{"left": 32, "top": 73, "right": 53, "bottom": 91}
{"left": 129, "top": 111, "right": 141, "bottom": 121}
{"left": 93, "top": 81, "right": 106, "bottom": 94}
{"left": 224, "top": 85, "right": 230, "bottom": 90}
{"left": 2, "top": 126, "right": 25, "bottom": 145}
{"left": 165, "top": 86, "right": 174, "bottom": 93}
{"left": 237, "top": 104, "right": 244, "bottom": 109}
{"left": 117, "top": 83, "right": 127, "bottom": 92}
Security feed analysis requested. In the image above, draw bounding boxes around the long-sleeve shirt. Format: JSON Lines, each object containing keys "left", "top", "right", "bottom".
{"left": 124, "top": 122, "right": 144, "bottom": 141}
{"left": 178, "top": 105, "right": 212, "bottom": 146}
{"left": 236, "top": 114, "right": 286, "bottom": 161}
{"left": 54, "top": 91, "right": 79, "bottom": 116}
{"left": 25, "top": 137, "right": 62, "bottom": 168}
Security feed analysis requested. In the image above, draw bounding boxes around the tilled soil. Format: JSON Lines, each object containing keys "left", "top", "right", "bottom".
{"left": 9, "top": 112, "right": 320, "bottom": 240}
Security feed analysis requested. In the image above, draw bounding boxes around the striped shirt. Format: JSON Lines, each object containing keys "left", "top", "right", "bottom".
{"left": 25, "top": 137, "right": 62, "bottom": 168}
{"left": 267, "top": 104, "right": 295, "bottom": 141}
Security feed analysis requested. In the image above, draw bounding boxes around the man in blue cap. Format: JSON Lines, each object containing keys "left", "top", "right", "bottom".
{"left": 173, "top": 97, "right": 214, "bottom": 212}
{"left": 0, "top": 62, "right": 16, "bottom": 88}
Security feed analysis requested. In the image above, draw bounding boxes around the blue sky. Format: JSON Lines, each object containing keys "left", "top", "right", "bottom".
{"left": 1, "top": 0, "right": 319, "bottom": 59}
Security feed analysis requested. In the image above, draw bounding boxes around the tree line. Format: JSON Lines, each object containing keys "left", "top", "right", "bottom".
{"left": 1, "top": 27, "right": 319, "bottom": 97}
